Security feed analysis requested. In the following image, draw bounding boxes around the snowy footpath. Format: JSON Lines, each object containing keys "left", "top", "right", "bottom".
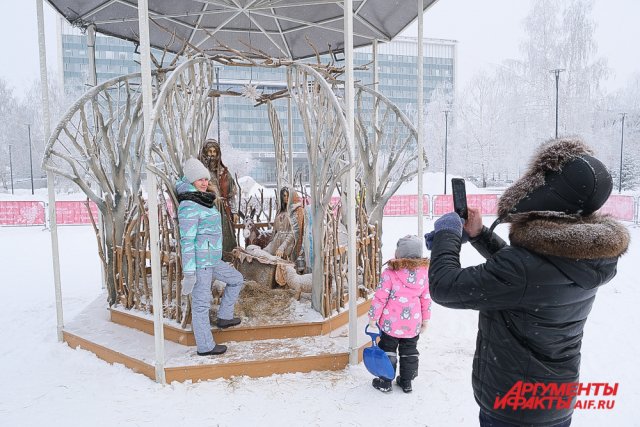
{"left": 0, "top": 218, "right": 638, "bottom": 426}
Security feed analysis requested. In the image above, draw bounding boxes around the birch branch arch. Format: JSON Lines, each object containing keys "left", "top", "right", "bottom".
{"left": 287, "top": 63, "right": 353, "bottom": 315}
{"left": 148, "top": 57, "right": 216, "bottom": 201}
{"left": 354, "top": 83, "right": 425, "bottom": 228}
{"left": 43, "top": 72, "right": 153, "bottom": 304}
{"left": 41, "top": 55, "right": 390, "bottom": 320}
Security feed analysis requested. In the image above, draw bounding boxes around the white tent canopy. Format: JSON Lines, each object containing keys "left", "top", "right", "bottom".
{"left": 46, "top": 0, "right": 438, "bottom": 60}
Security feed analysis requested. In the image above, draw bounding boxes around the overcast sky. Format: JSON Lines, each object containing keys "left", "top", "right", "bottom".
{"left": 2, "top": 0, "right": 639, "bottom": 98}
{"left": 418, "top": 0, "right": 640, "bottom": 92}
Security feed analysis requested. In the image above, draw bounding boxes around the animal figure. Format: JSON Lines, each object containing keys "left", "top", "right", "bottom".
{"left": 239, "top": 208, "right": 273, "bottom": 249}
{"left": 278, "top": 263, "right": 312, "bottom": 299}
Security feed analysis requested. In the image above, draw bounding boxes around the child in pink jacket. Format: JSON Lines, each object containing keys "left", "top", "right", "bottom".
{"left": 368, "top": 235, "right": 431, "bottom": 393}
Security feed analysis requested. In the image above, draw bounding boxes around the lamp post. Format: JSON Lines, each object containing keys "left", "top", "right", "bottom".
{"left": 443, "top": 109, "right": 450, "bottom": 194}
{"left": 9, "top": 145, "right": 14, "bottom": 195}
{"left": 215, "top": 67, "right": 221, "bottom": 143}
{"left": 26, "top": 123, "right": 34, "bottom": 195}
{"left": 618, "top": 112, "right": 626, "bottom": 193}
{"left": 549, "top": 68, "right": 565, "bottom": 138}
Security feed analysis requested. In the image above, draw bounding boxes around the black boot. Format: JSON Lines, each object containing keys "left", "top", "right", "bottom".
{"left": 197, "top": 344, "right": 227, "bottom": 356}
{"left": 372, "top": 377, "right": 392, "bottom": 393}
{"left": 216, "top": 317, "right": 241, "bottom": 329}
{"left": 396, "top": 376, "right": 412, "bottom": 393}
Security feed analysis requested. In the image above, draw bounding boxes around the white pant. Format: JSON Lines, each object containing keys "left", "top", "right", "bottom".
{"left": 192, "top": 263, "right": 243, "bottom": 353}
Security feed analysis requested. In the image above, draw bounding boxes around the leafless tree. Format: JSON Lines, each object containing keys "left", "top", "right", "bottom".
{"left": 353, "top": 83, "right": 425, "bottom": 228}
{"left": 149, "top": 58, "right": 216, "bottom": 199}
{"left": 43, "top": 73, "right": 150, "bottom": 304}
{"left": 288, "top": 64, "right": 352, "bottom": 314}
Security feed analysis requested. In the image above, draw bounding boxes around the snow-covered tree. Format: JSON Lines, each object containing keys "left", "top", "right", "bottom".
{"left": 456, "top": 71, "right": 507, "bottom": 187}
{"left": 518, "top": 0, "right": 608, "bottom": 140}
{"left": 0, "top": 79, "right": 18, "bottom": 190}
{"left": 450, "top": 0, "right": 612, "bottom": 185}
{"left": 0, "top": 76, "right": 78, "bottom": 192}
{"left": 424, "top": 82, "right": 454, "bottom": 180}
{"left": 0, "top": 80, "right": 38, "bottom": 190}
{"left": 589, "top": 73, "right": 640, "bottom": 192}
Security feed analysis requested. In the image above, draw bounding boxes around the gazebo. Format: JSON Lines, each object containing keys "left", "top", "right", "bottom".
{"left": 36, "top": 0, "right": 437, "bottom": 383}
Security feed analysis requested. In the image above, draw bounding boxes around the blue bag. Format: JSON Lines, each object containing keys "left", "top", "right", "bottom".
{"left": 363, "top": 325, "right": 395, "bottom": 380}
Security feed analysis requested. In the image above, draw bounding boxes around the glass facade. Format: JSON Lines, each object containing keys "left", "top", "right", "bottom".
{"left": 59, "top": 24, "right": 456, "bottom": 184}
{"left": 61, "top": 33, "right": 149, "bottom": 92}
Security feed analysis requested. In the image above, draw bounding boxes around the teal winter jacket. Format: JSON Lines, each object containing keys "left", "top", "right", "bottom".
{"left": 176, "top": 177, "right": 222, "bottom": 274}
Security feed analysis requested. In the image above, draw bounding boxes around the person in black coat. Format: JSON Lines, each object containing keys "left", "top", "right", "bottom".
{"left": 426, "top": 138, "right": 630, "bottom": 427}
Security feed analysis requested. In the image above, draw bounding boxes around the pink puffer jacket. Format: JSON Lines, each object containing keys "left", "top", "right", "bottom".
{"left": 368, "top": 258, "right": 431, "bottom": 338}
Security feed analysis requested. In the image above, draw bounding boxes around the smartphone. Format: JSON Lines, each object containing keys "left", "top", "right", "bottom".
{"left": 451, "top": 178, "right": 468, "bottom": 219}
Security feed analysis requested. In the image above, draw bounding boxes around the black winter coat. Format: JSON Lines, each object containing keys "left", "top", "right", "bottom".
{"left": 428, "top": 214, "right": 629, "bottom": 427}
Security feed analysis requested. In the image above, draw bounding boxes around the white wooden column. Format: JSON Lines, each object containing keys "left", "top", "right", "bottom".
{"left": 87, "top": 25, "right": 98, "bottom": 86}
{"left": 288, "top": 95, "right": 294, "bottom": 187}
{"left": 372, "top": 39, "right": 379, "bottom": 91}
{"left": 37, "top": 0, "right": 63, "bottom": 342}
{"left": 417, "top": 0, "right": 425, "bottom": 238}
{"left": 372, "top": 39, "right": 379, "bottom": 192}
{"left": 137, "top": 0, "right": 166, "bottom": 384}
{"left": 87, "top": 24, "right": 107, "bottom": 289}
{"left": 344, "top": 0, "right": 358, "bottom": 365}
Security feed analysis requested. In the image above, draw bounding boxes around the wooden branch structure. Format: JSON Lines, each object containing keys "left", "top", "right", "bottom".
{"left": 43, "top": 71, "right": 157, "bottom": 305}
{"left": 267, "top": 100, "right": 289, "bottom": 190}
{"left": 354, "top": 83, "right": 426, "bottom": 227}
{"left": 287, "top": 63, "right": 354, "bottom": 315}
{"left": 321, "top": 189, "right": 380, "bottom": 315}
{"left": 43, "top": 51, "right": 405, "bottom": 324}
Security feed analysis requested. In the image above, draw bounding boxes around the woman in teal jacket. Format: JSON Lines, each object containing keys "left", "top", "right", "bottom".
{"left": 177, "top": 158, "right": 244, "bottom": 356}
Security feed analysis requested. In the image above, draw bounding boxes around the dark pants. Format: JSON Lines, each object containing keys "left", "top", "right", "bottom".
{"left": 378, "top": 331, "right": 420, "bottom": 380}
{"left": 479, "top": 410, "right": 571, "bottom": 427}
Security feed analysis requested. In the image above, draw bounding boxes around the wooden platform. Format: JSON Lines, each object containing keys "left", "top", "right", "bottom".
{"left": 63, "top": 296, "right": 371, "bottom": 382}
{"left": 110, "top": 300, "right": 372, "bottom": 346}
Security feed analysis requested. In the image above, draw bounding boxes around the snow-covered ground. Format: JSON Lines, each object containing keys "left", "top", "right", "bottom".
{"left": 0, "top": 210, "right": 638, "bottom": 426}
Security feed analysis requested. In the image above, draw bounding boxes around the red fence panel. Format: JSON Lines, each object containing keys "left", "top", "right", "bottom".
{"left": 433, "top": 194, "right": 499, "bottom": 216}
{"left": 598, "top": 195, "right": 635, "bottom": 221}
{"left": 55, "top": 201, "right": 99, "bottom": 225}
{"left": 470, "top": 194, "right": 499, "bottom": 215}
{"left": 0, "top": 201, "right": 46, "bottom": 226}
{"left": 1, "top": 194, "right": 636, "bottom": 225}
{"left": 383, "top": 195, "right": 430, "bottom": 216}
{"left": 433, "top": 195, "right": 454, "bottom": 216}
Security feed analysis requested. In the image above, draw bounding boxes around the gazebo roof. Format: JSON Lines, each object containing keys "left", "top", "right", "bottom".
{"left": 46, "top": 0, "right": 439, "bottom": 60}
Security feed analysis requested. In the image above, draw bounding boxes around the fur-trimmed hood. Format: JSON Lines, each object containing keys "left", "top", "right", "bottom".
{"left": 509, "top": 213, "right": 629, "bottom": 260}
{"left": 498, "top": 137, "right": 613, "bottom": 221}
{"left": 387, "top": 258, "right": 430, "bottom": 271}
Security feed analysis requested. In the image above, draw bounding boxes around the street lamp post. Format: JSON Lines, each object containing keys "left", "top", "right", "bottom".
{"left": 26, "top": 123, "right": 34, "bottom": 195}
{"left": 618, "top": 112, "right": 626, "bottom": 193}
{"left": 443, "top": 109, "right": 450, "bottom": 194}
{"left": 9, "top": 145, "right": 14, "bottom": 195}
{"left": 549, "top": 69, "right": 565, "bottom": 138}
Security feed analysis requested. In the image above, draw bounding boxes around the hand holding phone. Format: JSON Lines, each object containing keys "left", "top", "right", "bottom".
{"left": 451, "top": 178, "right": 468, "bottom": 220}
{"left": 464, "top": 206, "right": 484, "bottom": 238}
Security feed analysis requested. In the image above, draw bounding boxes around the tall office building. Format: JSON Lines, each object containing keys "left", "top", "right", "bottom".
{"left": 58, "top": 21, "right": 456, "bottom": 184}
{"left": 57, "top": 19, "right": 176, "bottom": 94}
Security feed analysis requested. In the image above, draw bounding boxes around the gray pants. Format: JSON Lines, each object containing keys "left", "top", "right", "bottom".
{"left": 192, "top": 262, "right": 244, "bottom": 353}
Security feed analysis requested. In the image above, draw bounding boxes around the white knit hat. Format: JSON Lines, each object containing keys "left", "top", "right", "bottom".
{"left": 183, "top": 157, "right": 210, "bottom": 183}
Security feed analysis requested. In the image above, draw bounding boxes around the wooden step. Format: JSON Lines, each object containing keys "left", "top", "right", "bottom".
{"left": 110, "top": 299, "right": 372, "bottom": 346}
{"left": 63, "top": 295, "right": 371, "bottom": 382}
